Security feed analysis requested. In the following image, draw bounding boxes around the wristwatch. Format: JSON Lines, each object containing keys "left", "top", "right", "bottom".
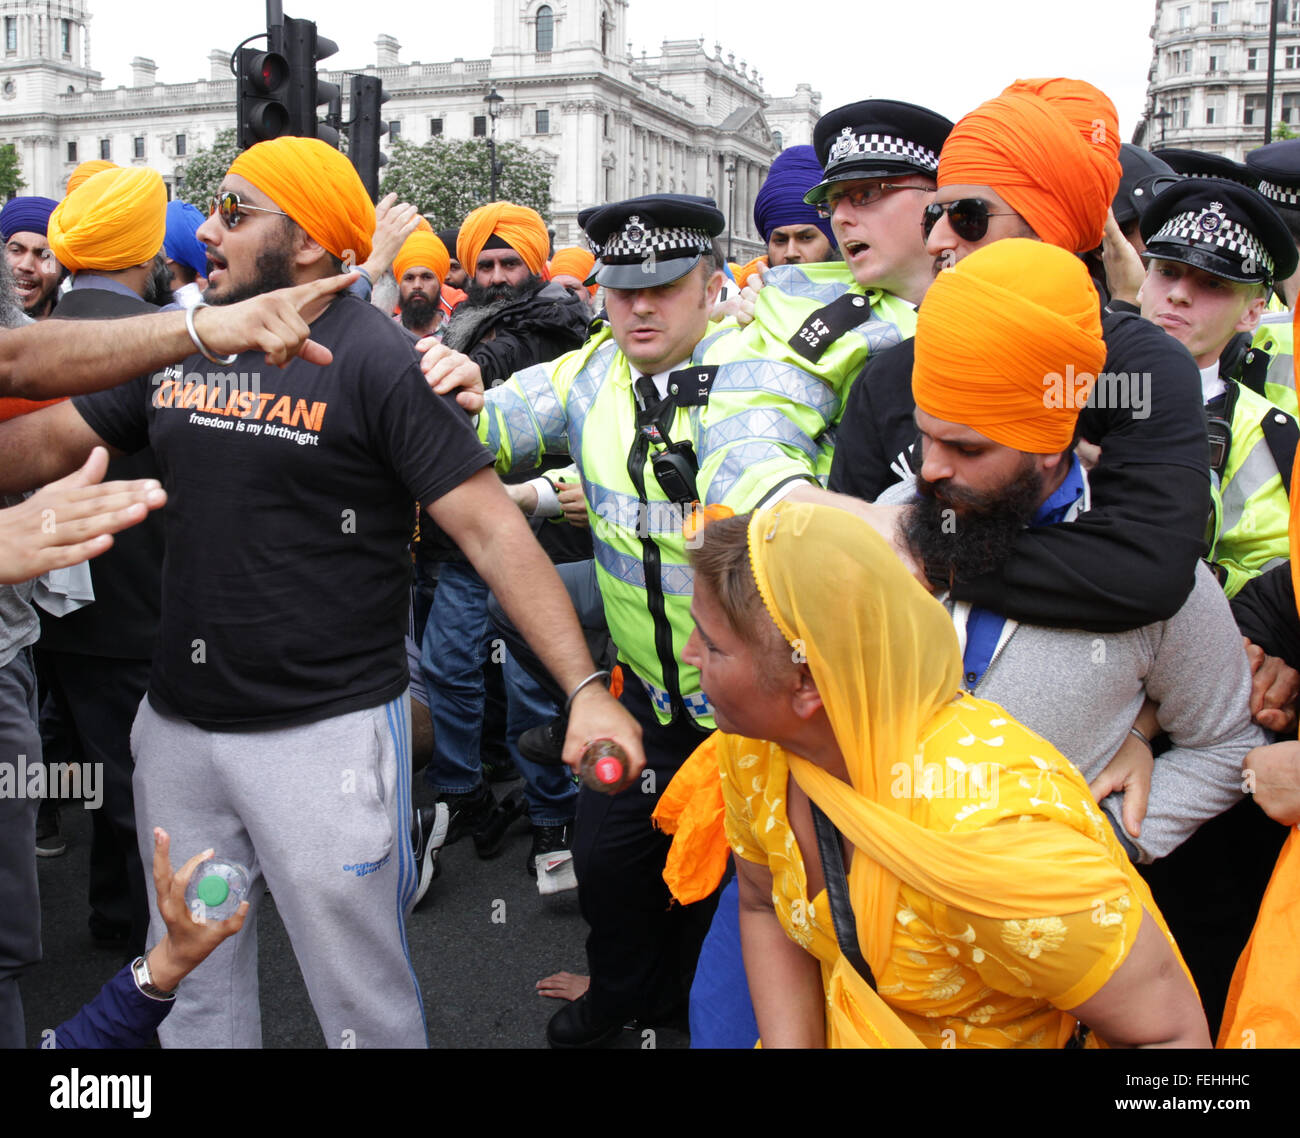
{"left": 130, "top": 953, "right": 177, "bottom": 1002}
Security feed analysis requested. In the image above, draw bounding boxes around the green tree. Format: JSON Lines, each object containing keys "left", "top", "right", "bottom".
{"left": 0, "top": 143, "right": 25, "bottom": 199}
{"left": 1274, "top": 121, "right": 1298, "bottom": 141}
{"left": 175, "top": 128, "right": 241, "bottom": 209}
{"left": 380, "top": 137, "right": 553, "bottom": 228}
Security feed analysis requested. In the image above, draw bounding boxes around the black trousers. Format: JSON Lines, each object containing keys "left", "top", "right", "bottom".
{"left": 39, "top": 651, "right": 151, "bottom": 956}
{"left": 572, "top": 676, "right": 718, "bottom": 1022}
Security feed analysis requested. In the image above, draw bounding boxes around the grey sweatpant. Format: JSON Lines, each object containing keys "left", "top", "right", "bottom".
{"left": 132, "top": 691, "right": 426, "bottom": 1048}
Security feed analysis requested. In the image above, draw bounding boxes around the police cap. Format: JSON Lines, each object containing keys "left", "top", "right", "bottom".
{"left": 1113, "top": 144, "right": 1175, "bottom": 227}
{"left": 1246, "top": 138, "right": 1300, "bottom": 213}
{"left": 1140, "top": 176, "right": 1298, "bottom": 285}
{"left": 579, "top": 194, "right": 725, "bottom": 290}
{"left": 804, "top": 99, "right": 953, "bottom": 205}
{"left": 1151, "top": 147, "right": 1256, "bottom": 186}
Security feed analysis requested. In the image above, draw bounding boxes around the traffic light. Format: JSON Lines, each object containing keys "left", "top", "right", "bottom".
{"left": 283, "top": 16, "right": 340, "bottom": 146}
{"left": 236, "top": 46, "right": 291, "bottom": 151}
{"left": 349, "top": 75, "right": 389, "bottom": 201}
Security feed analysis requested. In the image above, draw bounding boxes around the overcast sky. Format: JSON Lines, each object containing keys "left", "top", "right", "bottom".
{"left": 89, "top": 0, "right": 1158, "bottom": 137}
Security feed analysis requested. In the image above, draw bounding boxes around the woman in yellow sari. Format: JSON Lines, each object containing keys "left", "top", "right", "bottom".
{"left": 678, "top": 502, "right": 1209, "bottom": 1048}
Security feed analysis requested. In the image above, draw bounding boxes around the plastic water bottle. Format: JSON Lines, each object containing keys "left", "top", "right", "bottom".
{"left": 184, "top": 857, "right": 250, "bottom": 923}
{"left": 580, "top": 739, "right": 634, "bottom": 794}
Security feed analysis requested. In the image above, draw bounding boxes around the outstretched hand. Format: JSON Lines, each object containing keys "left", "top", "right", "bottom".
{"left": 0, "top": 447, "right": 166, "bottom": 585}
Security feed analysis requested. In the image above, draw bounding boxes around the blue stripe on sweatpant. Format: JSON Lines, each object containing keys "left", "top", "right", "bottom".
{"left": 386, "top": 691, "right": 426, "bottom": 1037}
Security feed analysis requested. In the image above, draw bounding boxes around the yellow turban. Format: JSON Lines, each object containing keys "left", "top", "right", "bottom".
{"left": 548, "top": 246, "right": 597, "bottom": 295}
{"left": 48, "top": 166, "right": 167, "bottom": 273}
{"left": 228, "top": 137, "right": 375, "bottom": 266}
{"left": 912, "top": 239, "right": 1106, "bottom": 454}
{"left": 393, "top": 230, "right": 449, "bottom": 286}
{"left": 939, "top": 78, "right": 1122, "bottom": 254}
{"left": 457, "top": 202, "right": 550, "bottom": 278}
{"left": 65, "top": 159, "right": 118, "bottom": 197}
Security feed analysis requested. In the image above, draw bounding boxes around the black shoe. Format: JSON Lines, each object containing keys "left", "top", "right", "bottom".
{"left": 411, "top": 803, "right": 449, "bottom": 909}
{"left": 35, "top": 801, "right": 66, "bottom": 858}
{"left": 472, "top": 787, "right": 528, "bottom": 859}
{"left": 482, "top": 754, "right": 522, "bottom": 783}
{"left": 546, "top": 994, "right": 627, "bottom": 1049}
{"left": 518, "top": 717, "right": 567, "bottom": 766}
{"left": 526, "top": 822, "right": 572, "bottom": 876}
{"left": 439, "top": 782, "right": 499, "bottom": 846}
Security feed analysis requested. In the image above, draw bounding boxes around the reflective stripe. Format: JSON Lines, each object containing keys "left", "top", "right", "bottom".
{"left": 639, "top": 674, "right": 714, "bottom": 722}
{"left": 1267, "top": 350, "right": 1296, "bottom": 393}
{"left": 483, "top": 384, "right": 543, "bottom": 469}
{"left": 593, "top": 531, "right": 695, "bottom": 595}
{"left": 566, "top": 339, "right": 618, "bottom": 465}
{"left": 763, "top": 263, "right": 858, "bottom": 306}
{"left": 587, "top": 480, "right": 691, "bottom": 536}
{"left": 1221, "top": 436, "right": 1282, "bottom": 532}
{"left": 698, "top": 405, "right": 819, "bottom": 465}
{"left": 707, "top": 439, "right": 808, "bottom": 503}
{"left": 709, "top": 358, "right": 840, "bottom": 421}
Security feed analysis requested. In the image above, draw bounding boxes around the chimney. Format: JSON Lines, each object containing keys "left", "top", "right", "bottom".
{"left": 376, "top": 34, "right": 400, "bottom": 68}
{"left": 131, "top": 56, "right": 157, "bottom": 87}
{"left": 209, "top": 49, "right": 229, "bottom": 82}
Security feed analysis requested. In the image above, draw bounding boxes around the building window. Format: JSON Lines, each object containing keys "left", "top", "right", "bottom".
{"left": 603, "top": 113, "right": 610, "bottom": 138}
{"left": 389, "top": 120, "right": 401, "bottom": 140}
{"left": 175, "top": 134, "right": 186, "bottom": 157}
{"left": 536, "top": 5, "right": 554, "bottom": 53}
{"left": 1248, "top": 47, "right": 1263, "bottom": 70}
{"left": 1170, "top": 47, "right": 1192, "bottom": 74}
{"left": 1208, "top": 44, "right": 1226, "bottom": 72}
{"left": 1290, "top": 0, "right": 1300, "bottom": 22}
{"left": 1245, "top": 93, "right": 1269, "bottom": 124}
{"left": 133, "top": 136, "right": 144, "bottom": 159}
{"left": 1167, "top": 95, "right": 1191, "bottom": 129}
{"left": 1288, "top": 45, "right": 1300, "bottom": 68}
{"left": 1210, "top": 1, "right": 1228, "bottom": 25}
{"left": 1285, "top": 92, "right": 1300, "bottom": 123}
{"left": 1256, "top": 0, "right": 1271, "bottom": 23}
{"left": 600, "top": 11, "right": 609, "bottom": 55}
{"left": 1206, "top": 94, "right": 1225, "bottom": 125}
{"left": 429, "top": 117, "right": 443, "bottom": 137}
{"left": 5, "top": 17, "right": 15, "bottom": 53}
{"left": 99, "top": 138, "right": 111, "bottom": 161}
{"left": 535, "top": 109, "right": 549, "bottom": 134}
{"left": 473, "top": 115, "right": 486, "bottom": 137}
{"left": 60, "top": 18, "right": 71, "bottom": 56}
{"left": 772, "top": 129, "right": 783, "bottom": 150}
{"left": 66, "top": 140, "right": 77, "bottom": 162}
{"left": 1177, "top": 5, "right": 1191, "bottom": 29}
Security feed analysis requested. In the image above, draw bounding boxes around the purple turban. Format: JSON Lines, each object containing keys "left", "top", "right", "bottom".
{"left": 164, "top": 200, "right": 209, "bottom": 278}
{"left": 0, "top": 196, "right": 58, "bottom": 241}
{"left": 752, "top": 146, "right": 835, "bottom": 246}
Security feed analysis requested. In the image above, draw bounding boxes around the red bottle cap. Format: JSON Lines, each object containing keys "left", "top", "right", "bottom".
{"left": 593, "top": 755, "right": 624, "bottom": 785}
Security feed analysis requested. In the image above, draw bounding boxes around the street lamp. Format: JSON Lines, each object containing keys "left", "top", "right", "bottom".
{"left": 1153, "top": 107, "right": 1172, "bottom": 143}
{"left": 724, "top": 159, "right": 736, "bottom": 263}
{"left": 484, "top": 85, "right": 505, "bottom": 200}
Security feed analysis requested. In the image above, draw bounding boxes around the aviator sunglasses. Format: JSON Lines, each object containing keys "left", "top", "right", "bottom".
{"left": 208, "top": 191, "right": 290, "bottom": 229}
{"left": 814, "top": 182, "right": 933, "bottom": 220}
{"left": 922, "top": 198, "right": 1020, "bottom": 243}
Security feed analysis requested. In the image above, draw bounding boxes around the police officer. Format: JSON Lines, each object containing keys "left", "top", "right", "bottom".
{"left": 1138, "top": 177, "right": 1300, "bottom": 598}
{"left": 425, "top": 194, "right": 836, "bottom": 1046}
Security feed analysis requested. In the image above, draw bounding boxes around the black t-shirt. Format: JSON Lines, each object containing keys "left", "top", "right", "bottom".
{"left": 73, "top": 292, "right": 494, "bottom": 730}
{"left": 829, "top": 308, "right": 1212, "bottom": 633}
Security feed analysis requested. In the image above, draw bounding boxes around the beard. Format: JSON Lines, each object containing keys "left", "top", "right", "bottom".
{"left": 399, "top": 290, "right": 439, "bottom": 330}
{"left": 0, "top": 256, "right": 31, "bottom": 328}
{"left": 901, "top": 459, "right": 1045, "bottom": 588}
{"left": 142, "top": 253, "right": 174, "bottom": 307}
{"left": 464, "top": 272, "right": 541, "bottom": 307}
{"left": 204, "top": 236, "right": 297, "bottom": 308}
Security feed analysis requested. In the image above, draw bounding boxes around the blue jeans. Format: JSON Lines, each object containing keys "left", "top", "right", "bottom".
{"left": 421, "top": 561, "right": 575, "bottom": 823}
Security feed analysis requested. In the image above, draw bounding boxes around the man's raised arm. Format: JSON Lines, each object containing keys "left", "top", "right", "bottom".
{"left": 0, "top": 272, "right": 357, "bottom": 398}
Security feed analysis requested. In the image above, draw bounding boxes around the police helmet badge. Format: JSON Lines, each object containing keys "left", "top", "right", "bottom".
{"left": 829, "top": 127, "right": 856, "bottom": 163}
{"left": 1198, "top": 202, "right": 1226, "bottom": 236}
{"left": 623, "top": 215, "right": 645, "bottom": 251}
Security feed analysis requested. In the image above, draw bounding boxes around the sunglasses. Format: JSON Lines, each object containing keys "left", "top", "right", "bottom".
{"left": 208, "top": 191, "right": 289, "bottom": 230}
{"left": 814, "top": 183, "right": 933, "bottom": 220}
{"left": 922, "top": 199, "right": 1020, "bottom": 243}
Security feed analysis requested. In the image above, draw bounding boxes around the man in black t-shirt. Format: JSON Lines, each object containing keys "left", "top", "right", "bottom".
{"left": 0, "top": 138, "right": 640, "bottom": 1049}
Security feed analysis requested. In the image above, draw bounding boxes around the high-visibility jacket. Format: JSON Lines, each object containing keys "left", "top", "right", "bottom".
{"left": 1207, "top": 379, "right": 1297, "bottom": 598}
{"left": 477, "top": 268, "right": 914, "bottom": 727}
{"left": 1244, "top": 312, "right": 1297, "bottom": 420}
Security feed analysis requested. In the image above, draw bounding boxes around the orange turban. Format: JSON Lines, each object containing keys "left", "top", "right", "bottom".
{"left": 228, "top": 137, "right": 375, "bottom": 266}
{"left": 457, "top": 202, "right": 550, "bottom": 278}
{"left": 48, "top": 167, "right": 167, "bottom": 273}
{"left": 912, "top": 239, "right": 1106, "bottom": 454}
{"left": 938, "top": 78, "right": 1121, "bottom": 254}
{"left": 65, "top": 159, "right": 118, "bottom": 197}
{"left": 393, "top": 230, "right": 449, "bottom": 286}
{"left": 549, "top": 247, "right": 597, "bottom": 295}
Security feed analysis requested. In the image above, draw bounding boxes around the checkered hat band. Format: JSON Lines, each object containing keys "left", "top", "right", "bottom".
{"left": 1260, "top": 179, "right": 1300, "bottom": 207}
{"left": 1152, "top": 210, "right": 1274, "bottom": 278}
{"left": 592, "top": 225, "right": 714, "bottom": 262}
{"left": 826, "top": 132, "right": 939, "bottom": 174}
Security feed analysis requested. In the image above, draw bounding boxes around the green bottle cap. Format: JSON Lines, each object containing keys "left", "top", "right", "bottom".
{"left": 196, "top": 873, "right": 230, "bottom": 907}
